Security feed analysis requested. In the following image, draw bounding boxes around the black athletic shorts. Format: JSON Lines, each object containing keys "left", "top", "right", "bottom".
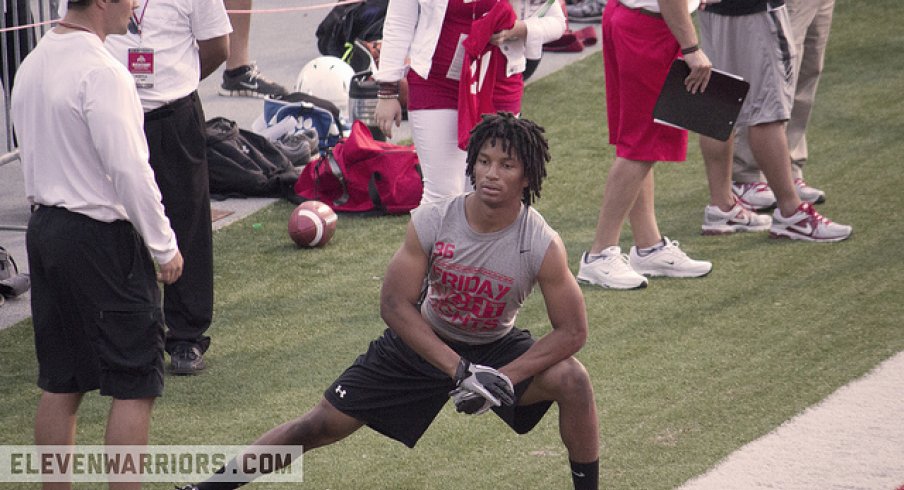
{"left": 324, "top": 328, "right": 553, "bottom": 448}
{"left": 27, "top": 206, "right": 165, "bottom": 399}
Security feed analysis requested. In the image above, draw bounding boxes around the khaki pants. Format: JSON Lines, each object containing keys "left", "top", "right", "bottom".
{"left": 732, "top": 0, "right": 836, "bottom": 183}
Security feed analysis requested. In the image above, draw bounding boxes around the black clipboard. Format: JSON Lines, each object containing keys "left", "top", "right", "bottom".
{"left": 652, "top": 59, "right": 750, "bottom": 141}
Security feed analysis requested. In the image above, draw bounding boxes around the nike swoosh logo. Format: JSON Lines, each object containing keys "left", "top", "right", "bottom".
{"left": 789, "top": 222, "right": 814, "bottom": 234}
{"left": 239, "top": 81, "right": 259, "bottom": 90}
{"left": 664, "top": 260, "right": 675, "bottom": 265}
{"left": 520, "top": 249, "right": 530, "bottom": 253}
{"left": 572, "top": 471, "right": 586, "bottom": 478}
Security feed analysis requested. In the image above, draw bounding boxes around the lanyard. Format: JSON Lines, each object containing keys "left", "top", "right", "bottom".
{"left": 128, "top": 0, "right": 151, "bottom": 36}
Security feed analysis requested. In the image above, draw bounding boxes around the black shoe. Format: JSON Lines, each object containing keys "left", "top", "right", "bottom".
{"left": 169, "top": 344, "right": 206, "bottom": 375}
{"left": 219, "top": 63, "right": 289, "bottom": 99}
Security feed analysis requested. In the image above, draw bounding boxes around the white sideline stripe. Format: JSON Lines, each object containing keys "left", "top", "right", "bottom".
{"left": 678, "top": 350, "right": 904, "bottom": 490}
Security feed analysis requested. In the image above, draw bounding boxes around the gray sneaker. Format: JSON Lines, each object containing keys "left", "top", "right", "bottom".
{"left": 731, "top": 181, "right": 776, "bottom": 211}
{"left": 219, "top": 63, "right": 289, "bottom": 99}
{"left": 275, "top": 129, "right": 319, "bottom": 167}
{"left": 702, "top": 201, "right": 772, "bottom": 235}
{"left": 567, "top": 0, "right": 606, "bottom": 22}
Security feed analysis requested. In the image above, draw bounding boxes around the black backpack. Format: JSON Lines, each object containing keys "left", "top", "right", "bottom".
{"left": 205, "top": 117, "right": 301, "bottom": 200}
{"left": 316, "top": 0, "right": 388, "bottom": 60}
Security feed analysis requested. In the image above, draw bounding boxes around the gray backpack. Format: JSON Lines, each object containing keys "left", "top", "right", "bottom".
{"left": 0, "top": 246, "right": 30, "bottom": 300}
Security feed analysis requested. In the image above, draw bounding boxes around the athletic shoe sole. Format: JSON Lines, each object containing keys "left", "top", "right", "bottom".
{"left": 702, "top": 223, "right": 771, "bottom": 235}
{"left": 802, "top": 194, "right": 827, "bottom": 205}
{"left": 576, "top": 275, "right": 648, "bottom": 290}
{"left": 632, "top": 268, "right": 712, "bottom": 279}
{"left": 218, "top": 87, "right": 274, "bottom": 98}
{"left": 169, "top": 364, "right": 206, "bottom": 376}
{"left": 768, "top": 229, "right": 851, "bottom": 242}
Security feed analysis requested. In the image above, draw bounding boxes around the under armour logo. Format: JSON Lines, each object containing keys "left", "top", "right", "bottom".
{"left": 241, "top": 144, "right": 250, "bottom": 155}
{"left": 335, "top": 385, "right": 347, "bottom": 399}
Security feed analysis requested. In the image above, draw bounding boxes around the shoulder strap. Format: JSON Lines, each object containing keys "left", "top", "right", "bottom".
{"left": 317, "top": 149, "right": 350, "bottom": 207}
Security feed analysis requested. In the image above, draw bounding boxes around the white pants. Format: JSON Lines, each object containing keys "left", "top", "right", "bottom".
{"left": 409, "top": 109, "right": 472, "bottom": 205}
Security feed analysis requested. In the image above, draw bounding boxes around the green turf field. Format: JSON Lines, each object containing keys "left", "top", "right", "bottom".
{"left": 1, "top": 0, "right": 901, "bottom": 488}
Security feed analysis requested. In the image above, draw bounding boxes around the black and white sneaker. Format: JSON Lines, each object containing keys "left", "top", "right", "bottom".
{"left": 219, "top": 63, "right": 289, "bottom": 99}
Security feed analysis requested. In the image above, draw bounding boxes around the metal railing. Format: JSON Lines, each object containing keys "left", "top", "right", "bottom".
{"left": 2, "top": 0, "right": 57, "bottom": 153}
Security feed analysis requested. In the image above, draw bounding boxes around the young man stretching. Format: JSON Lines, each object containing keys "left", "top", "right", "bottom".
{"left": 180, "top": 112, "right": 600, "bottom": 490}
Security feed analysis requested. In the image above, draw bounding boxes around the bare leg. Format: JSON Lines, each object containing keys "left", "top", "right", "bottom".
{"left": 520, "top": 358, "right": 599, "bottom": 463}
{"left": 246, "top": 399, "right": 363, "bottom": 451}
{"left": 35, "top": 392, "right": 83, "bottom": 490}
{"left": 748, "top": 122, "right": 802, "bottom": 217}
{"left": 627, "top": 170, "right": 662, "bottom": 249}
{"left": 224, "top": 0, "right": 252, "bottom": 70}
{"left": 197, "top": 399, "right": 364, "bottom": 488}
{"left": 589, "top": 157, "right": 655, "bottom": 253}
{"left": 700, "top": 134, "right": 736, "bottom": 212}
{"left": 106, "top": 398, "right": 155, "bottom": 490}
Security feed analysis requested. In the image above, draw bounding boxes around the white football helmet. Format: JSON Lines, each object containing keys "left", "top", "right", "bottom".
{"left": 294, "top": 56, "right": 355, "bottom": 119}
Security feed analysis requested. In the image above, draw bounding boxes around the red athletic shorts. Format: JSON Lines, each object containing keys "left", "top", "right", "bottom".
{"left": 603, "top": 1, "right": 687, "bottom": 162}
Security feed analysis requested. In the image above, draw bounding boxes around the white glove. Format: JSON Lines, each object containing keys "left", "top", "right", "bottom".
{"left": 450, "top": 358, "right": 515, "bottom": 414}
{"left": 449, "top": 386, "right": 495, "bottom": 415}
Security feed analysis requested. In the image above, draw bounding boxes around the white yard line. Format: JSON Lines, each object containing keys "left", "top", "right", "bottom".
{"left": 679, "top": 350, "right": 904, "bottom": 490}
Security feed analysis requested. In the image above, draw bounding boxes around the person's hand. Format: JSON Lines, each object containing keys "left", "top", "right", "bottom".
{"left": 452, "top": 358, "right": 514, "bottom": 412}
{"left": 490, "top": 20, "right": 527, "bottom": 46}
{"left": 450, "top": 386, "right": 495, "bottom": 415}
{"left": 157, "top": 251, "right": 183, "bottom": 285}
{"left": 375, "top": 97, "right": 402, "bottom": 139}
{"left": 683, "top": 49, "right": 712, "bottom": 94}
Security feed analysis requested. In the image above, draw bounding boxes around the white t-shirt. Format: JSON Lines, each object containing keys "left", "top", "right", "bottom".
{"left": 104, "top": 0, "right": 231, "bottom": 110}
{"left": 620, "top": 0, "right": 701, "bottom": 13}
{"left": 10, "top": 30, "right": 178, "bottom": 264}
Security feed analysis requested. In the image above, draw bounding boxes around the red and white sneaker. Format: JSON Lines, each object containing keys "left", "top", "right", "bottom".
{"left": 702, "top": 201, "right": 772, "bottom": 235}
{"left": 794, "top": 178, "right": 826, "bottom": 204}
{"left": 770, "top": 202, "right": 852, "bottom": 242}
{"left": 732, "top": 182, "right": 776, "bottom": 211}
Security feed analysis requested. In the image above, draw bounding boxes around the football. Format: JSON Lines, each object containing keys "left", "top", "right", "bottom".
{"left": 288, "top": 201, "right": 338, "bottom": 248}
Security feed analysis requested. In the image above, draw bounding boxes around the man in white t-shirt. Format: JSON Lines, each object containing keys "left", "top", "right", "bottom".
{"left": 11, "top": 0, "right": 184, "bottom": 479}
{"left": 105, "top": 0, "right": 231, "bottom": 374}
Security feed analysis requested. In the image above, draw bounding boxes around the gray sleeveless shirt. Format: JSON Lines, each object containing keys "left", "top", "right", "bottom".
{"left": 410, "top": 194, "right": 558, "bottom": 344}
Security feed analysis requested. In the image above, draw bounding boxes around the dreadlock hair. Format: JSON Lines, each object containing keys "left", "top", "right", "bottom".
{"left": 465, "top": 112, "right": 550, "bottom": 206}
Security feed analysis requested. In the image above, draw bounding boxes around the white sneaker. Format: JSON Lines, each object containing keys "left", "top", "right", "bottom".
{"left": 577, "top": 246, "right": 648, "bottom": 290}
{"left": 770, "top": 202, "right": 852, "bottom": 242}
{"left": 629, "top": 237, "right": 712, "bottom": 278}
{"left": 702, "top": 201, "right": 772, "bottom": 235}
{"left": 732, "top": 182, "right": 776, "bottom": 211}
{"left": 794, "top": 178, "right": 826, "bottom": 204}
